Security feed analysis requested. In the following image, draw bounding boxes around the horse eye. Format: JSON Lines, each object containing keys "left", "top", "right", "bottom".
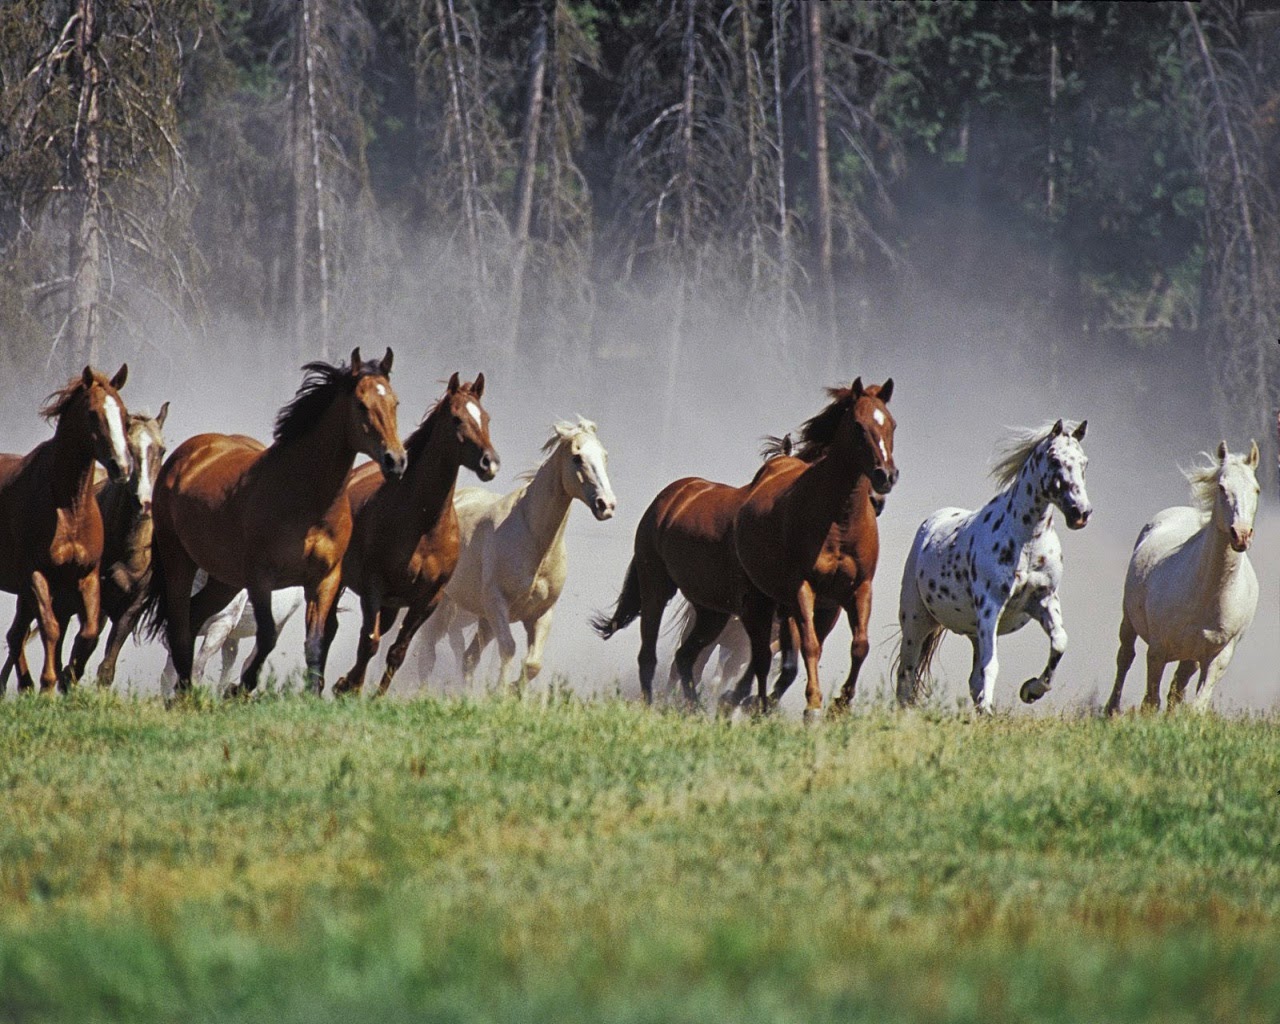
{"left": 573, "top": 454, "right": 583, "bottom": 465}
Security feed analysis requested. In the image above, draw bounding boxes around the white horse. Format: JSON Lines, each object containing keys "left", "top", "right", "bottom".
{"left": 896, "top": 419, "right": 1092, "bottom": 712}
{"left": 1106, "top": 441, "right": 1259, "bottom": 714}
{"left": 415, "top": 418, "right": 616, "bottom": 689}
{"left": 160, "top": 571, "right": 304, "bottom": 696}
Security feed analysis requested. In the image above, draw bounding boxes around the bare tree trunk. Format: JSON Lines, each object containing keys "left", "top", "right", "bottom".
{"left": 771, "top": 0, "right": 790, "bottom": 356}
{"left": 300, "top": 0, "right": 330, "bottom": 360}
{"left": 1046, "top": 0, "right": 1059, "bottom": 215}
{"left": 291, "top": 15, "right": 309, "bottom": 361}
{"left": 508, "top": 3, "right": 548, "bottom": 353}
{"left": 739, "top": 0, "right": 761, "bottom": 292}
{"left": 67, "top": 0, "right": 103, "bottom": 372}
{"left": 803, "top": 0, "right": 834, "bottom": 354}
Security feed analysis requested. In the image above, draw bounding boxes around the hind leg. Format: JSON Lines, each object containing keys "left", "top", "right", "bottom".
{"left": 3, "top": 597, "right": 36, "bottom": 693}
{"left": 895, "top": 583, "right": 940, "bottom": 707}
{"left": 636, "top": 576, "right": 676, "bottom": 705}
{"left": 414, "top": 595, "right": 455, "bottom": 687}
{"left": 1020, "top": 593, "right": 1067, "bottom": 705}
{"left": 228, "top": 582, "right": 279, "bottom": 697}
{"left": 334, "top": 595, "right": 386, "bottom": 697}
{"left": 1166, "top": 660, "right": 1197, "bottom": 708}
{"left": 156, "top": 541, "right": 200, "bottom": 695}
{"left": 1191, "top": 640, "right": 1236, "bottom": 712}
{"left": 1105, "top": 615, "right": 1138, "bottom": 715}
{"left": 1141, "top": 649, "right": 1168, "bottom": 711}
{"left": 520, "top": 608, "right": 554, "bottom": 687}
{"left": 766, "top": 616, "right": 802, "bottom": 705}
{"left": 63, "top": 570, "right": 102, "bottom": 690}
{"left": 671, "top": 606, "right": 730, "bottom": 708}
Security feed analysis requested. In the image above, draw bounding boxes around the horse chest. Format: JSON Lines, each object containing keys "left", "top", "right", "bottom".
{"left": 50, "top": 507, "right": 100, "bottom": 567}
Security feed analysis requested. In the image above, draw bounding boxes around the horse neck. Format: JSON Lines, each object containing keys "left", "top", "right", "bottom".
{"left": 1192, "top": 512, "right": 1246, "bottom": 597}
{"left": 50, "top": 412, "right": 99, "bottom": 509}
{"left": 100, "top": 482, "right": 151, "bottom": 561}
{"left": 513, "top": 450, "right": 575, "bottom": 551}
{"left": 403, "top": 424, "right": 462, "bottom": 530}
{"left": 794, "top": 429, "right": 870, "bottom": 523}
{"left": 992, "top": 460, "right": 1055, "bottom": 546}
{"left": 267, "top": 394, "right": 366, "bottom": 517}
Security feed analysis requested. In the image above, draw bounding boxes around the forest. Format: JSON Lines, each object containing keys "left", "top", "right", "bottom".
{"left": 1, "top": 0, "right": 1277, "bottom": 480}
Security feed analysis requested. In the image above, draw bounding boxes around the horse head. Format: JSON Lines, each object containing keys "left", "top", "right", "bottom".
{"left": 1209, "top": 440, "right": 1260, "bottom": 552}
{"left": 551, "top": 418, "right": 616, "bottom": 521}
{"left": 441, "top": 372, "right": 499, "bottom": 482}
{"left": 125, "top": 401, "right": 169, "bottom": 515}
{"left": 347, "top": 347, "right": 407, "bottom": 480}
{"left": 850, "top": 377, "right": 898, "bottom": 495}
{"left": 1041, "top": 419, "right": 1092, "bottom": 530}
{"left": 44, "top": 364, "right": 133, "bottom": 483}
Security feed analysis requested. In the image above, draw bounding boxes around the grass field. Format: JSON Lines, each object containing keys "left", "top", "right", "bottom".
{"left": 1, "top": 689, "right": 1279, "bottom": 1023}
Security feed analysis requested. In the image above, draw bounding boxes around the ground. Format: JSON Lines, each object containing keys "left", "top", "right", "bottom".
{"left": 1, "top": 688, "right": 1278, "bottom": 1022}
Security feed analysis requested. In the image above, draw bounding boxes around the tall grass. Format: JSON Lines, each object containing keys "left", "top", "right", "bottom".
{"left": 0, "top": 690, "right": 1278, "bottom": 1022}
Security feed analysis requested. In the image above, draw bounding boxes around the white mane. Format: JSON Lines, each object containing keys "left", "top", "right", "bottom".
{"left": 988, "top": 422, "right": 1080, "bottom": 490}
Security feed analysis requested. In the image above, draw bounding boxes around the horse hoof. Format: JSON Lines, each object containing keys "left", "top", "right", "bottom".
{"left": 1019, "top": 678, "right": 1050, "bottom": 704}
{"left": 803, "top": 707, "right": 823, "bottom": 726}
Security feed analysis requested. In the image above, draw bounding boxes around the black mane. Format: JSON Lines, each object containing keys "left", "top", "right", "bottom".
{"left": 770, "top": 387, "right": 856, "bottom": 463}
{"left": 273, "top": 356, "right": 384, "bottom": 444}
{"left": 402, "top": 379, "right": 483, "bottom": 463}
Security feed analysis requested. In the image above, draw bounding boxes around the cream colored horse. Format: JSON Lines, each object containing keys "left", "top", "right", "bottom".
{"left": 415, "top": 419, "right": 616, "bottom": 689}
{"left": 1106, "top": 441, "right": 1260, "bottom": 713}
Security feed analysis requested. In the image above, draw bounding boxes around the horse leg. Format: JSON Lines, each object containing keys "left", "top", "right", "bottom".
{"left": 319, "top": 602, "right": 341, "bottom": 678}
{"left": 969, "top": 604, "right": 1001, "bottom": 713}
{"left": 463, "top": 618, "right": 491, "bottom": 682}
{"left": 521, "top": 608, "right": 555, "bottom": 686}
{"left": 793, "top": 583, "right": 826, "bottom": 721}
{"left": 1105, "top": 615, "right": 1138, "bottom": 716}
{"left": 63, "top": 570, "right": 103, "bottom": 690}
{"left": 742, "top": 591, "right": 777, "bottom": 713}
{"left": 229, "top": 583, "right": 278, "bottom": 697}
{"left": 334, "top": 596, "right": 384, "bottom": 697}
{"left": 833, "top": 582, "right": 873, "bottom": 710}
{"left": 1166, "top": 660, "right": 1197, "bottom": 709}
{"left": 895, "top": 576, "right": 937, "bottom": 707}
{"left": 379, "top": 596, "right": 442, "bottom": 696}
{"left": 1020, "top": 593, "right": 1067, "bottom": 704}
{"left": 3, "top": 597, "right": 36, "bottom": 693}
{"left": 672, "top": 606, "right": 729, "bottom": 709}
{"left": 302, "top": 569, "right": 343, "bottom": 696}
{"left": 28, "top": 573, "right": 61, "bottom": 694}
{"left": 157, "top": 541, "right": 199, "bottom": 696}
{"left": 1191, "top": 641, "right": 1236, "bottom": 713}
{"left": 1141, "top": 649, "right": 1167, "bottom": 711}
{"left": 768, "top": 617, "right": 801, "bottom": 705}
{"left": 479, "top": 596, "right": 519, "bottom": 693}
{"left": 414, "top": 595, "right": 453, "bottom": 687}
{"left": 635, "top": 567, "right": 676, "bottom": 705}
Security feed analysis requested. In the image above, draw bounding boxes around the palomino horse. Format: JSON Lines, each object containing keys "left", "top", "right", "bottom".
{"left": 145, "top": 348, "right": 405, "bottom": 696}
{"left": 726, "top": 379, "right": 897, "bottom": 718}
{"left": 332, "top": 373, "right": 499, "bottom": 697}
{"left": 0, "top": 365, "right": 133, "bottom": 692}
{"left": 415, "top": 417, "right": 616, "bottom": 690}
{"left": 93, "top": 403, "right": 169, "bottom": 689}
{"left": 1106, "top": 441, "right": 1259, "bottom": 714}
{"left": 896, "top": 419, "right": 1092, "bottom": 713}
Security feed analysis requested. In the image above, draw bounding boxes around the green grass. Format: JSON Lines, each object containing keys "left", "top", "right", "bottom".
{"left": 1, "top": 689, "right": 1279, "bottom": 1022}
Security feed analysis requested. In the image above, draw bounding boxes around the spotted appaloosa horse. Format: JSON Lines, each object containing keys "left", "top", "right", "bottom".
{"left": 895, "top": 419, "right": 1091, "bottom": 713}
{"left": 1106, "top": 441, "right": 1259, "bottom": 714}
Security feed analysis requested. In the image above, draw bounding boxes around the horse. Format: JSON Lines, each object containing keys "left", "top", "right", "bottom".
{"left": 159, "top": 576, "right": 305, "bottom": 696}
{"left": 415, "top": 417, "right": 616, "bottom": 691}
{"left": 895, "top": 419, "right": 1091, "bottom": 713}
{"left": 1105, "top": 441, "right": 1259, "bottom": 714}
{"left": 0, "top": 365, "right": 133, "bottom": 692}
{"left": 144, "top": 348, "right": 406, "bottom": 696}
{"left": 726, "top": 379, "right": 897, "bottom": 719}
{"left": 331, "top": 373, "right": 499, "bottom": 697}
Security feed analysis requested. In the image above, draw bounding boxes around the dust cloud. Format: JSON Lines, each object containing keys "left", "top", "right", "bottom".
{"left": 0, "top": 279, "right": 1275, "bottom": 714}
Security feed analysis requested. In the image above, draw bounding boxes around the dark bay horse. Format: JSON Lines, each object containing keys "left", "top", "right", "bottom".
{"left": 145, "top": 348, "right": 406, "bottom": 696}
{"left": 0, "top": 365, "right": 133, "bottom": 692}
{"left": 332, "top": 373, "right": 498, "bottom": 697}
{"left": 728, "top": 379, "right": 897, "bottom": 718}
{"left": 591, "top": 464, "right": 779, "bottom": 707}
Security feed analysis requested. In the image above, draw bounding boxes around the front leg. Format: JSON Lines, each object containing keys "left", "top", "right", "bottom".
{"left": 968, "top": 599, "right": 1001, "bottom": 714}
{"left": 521, "top": 607, "right": 555, "bottom": 685}
{"left": 29, "top": 572, "right": 62, "bottom": 694}
{"left": 334, "top": 594, "right": 384, "bottom": 697}
{"left": 795, "top": 582, "right": 825, "bottom": 720}
{"left": 378, "top": 592, "right": 444, "bottom": 696}
{"left": 832, "top": 581, "right": 873, "bottom": 710}
{"left": 1191, "top": 640, "right": 1237, "bottom": 713}
{"left": 479, "top": 593, "right": 517, "bottom": 691}
{"left": 3, "top": 597, "right": 36, "bottom": 693}
{"left": 303, "top": 569, "right": 343, "bottom": 696}
{"left": 65, "top": 570, "right": 103, "bottom": 690}
{"left": 1020, "top": 592, "right": 1066, "bottom": 704}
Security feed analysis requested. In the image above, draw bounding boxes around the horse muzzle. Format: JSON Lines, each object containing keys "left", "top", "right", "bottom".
{"left": 380, "top": 449, "right": 407, "bottom": 480}
{"left": 1230, "top": 526, "right": 1253, "bottom": 552}
{"left": 870, "top": 466, "right": 898, "bottom": 495}
{"left": 1065, "top": 505, "right": 1092, "bottom": 530}
{"left": 592, "top": 495, "right": 616, "bottom": 521}
{"left": 476, "top": 452, "right": 499, "bottom": 482}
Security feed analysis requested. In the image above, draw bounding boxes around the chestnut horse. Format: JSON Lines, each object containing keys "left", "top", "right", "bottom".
{"left": 145, "top": 348, "right": 406, "bottom": 696}
{"left": 726, "top": 379, "right": 897, "bottom": 718}
{"left": 332, "top": 373, "right": 498, "bottom": 696}
{"left": 0, "top": 365, "right": 133, "bottom": 692}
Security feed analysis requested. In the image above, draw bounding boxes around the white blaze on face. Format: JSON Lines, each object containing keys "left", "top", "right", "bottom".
{"left": 878, "top": 438, "right": 889, "bottom": 462}
{"left": 104, "top": 396, "right": 129, "bottom": 472}
{"left": 466, "top": 401, "right": 482, "bottom": 427}
{"left": 375, "top": 383, "right": 387, "bottom": 397}
{"left": 873, "top": 408, "right": 886, "bottom": 426}
{"left": 134, "top": 431, "right": 154, "bottom": 505}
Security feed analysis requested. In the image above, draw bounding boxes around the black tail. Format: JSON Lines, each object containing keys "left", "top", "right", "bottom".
{"left": 138, "top": 543, "right": 170, "bottom": 643}
{"left": 590, "top": 559, "right": 642, "bottom": 639}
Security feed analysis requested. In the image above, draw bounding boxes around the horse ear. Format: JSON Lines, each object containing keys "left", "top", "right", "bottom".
{"left": 447, "top": 372, "right": 461, "bottom": 394}
{"left": 82, "top": 365, "right": 95, "bottom": 386}
{"left": 1216, "top": 440, "right": 1228, "bottom": 462}
{"left": 1247, "top": 440, "right": 1260, "bottom": 468}
{"left": 473, "top": 372, "right": 485, "bottom": 400}
{"left": 379, "top": 348, "right": 394, "bottom": 376}
{"left": 851, "top": 377, "right": 864, "bottom": 396}
{"left": 878, "top": 378, "right": 893, "bottom": 404}
{"left": 1072, "top": 419, "right": 1087, "bottom": 441}
{"left": 1051, "top": 419, "right": 1065, "bottom": 437}
{"left": 156, "top": 401, "right": 169, "bottom": 429}
{"left": 349, "top": 347, "right": 363, "bottom": 374}
{"left": 110, "top": 363, "right": 128, "bottom": 390}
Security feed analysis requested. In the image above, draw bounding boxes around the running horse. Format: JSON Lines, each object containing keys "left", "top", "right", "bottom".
{"left": 0, "top": 365, "right": 133, "bottom": 692}
{"left": 331, "top": 372, "right": 498, "bottom": 697}
{"left": 726, "top": 379, "right": 897, "bottom": 718}
{"left": 145, "top": 349, "right": 406, "bottom": 696}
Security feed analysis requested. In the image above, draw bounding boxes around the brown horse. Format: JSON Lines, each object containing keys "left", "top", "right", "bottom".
{"left": 332, "top": 373, "right": 498, "bottom": 697}
{"left": 591, "top": 462, "right": 779, "bottom": 707}
{"left": 0, "top": 365, "right": 133, "bottom": 692}
{"left": 145, "top": 348, "right": 406, "bottom": 696}
{"left": 728, "top": 379, "right": 897, "bottom": 718}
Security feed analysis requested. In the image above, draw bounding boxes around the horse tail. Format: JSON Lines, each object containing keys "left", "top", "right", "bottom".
{"left": 890, "top": 626, "right": 945, "bottom": 703}
{"left": 591, "top": 558, "right": 642, "bottom": 640}
{"left": 138, "top": 544, "right": 170, "bottom": 642}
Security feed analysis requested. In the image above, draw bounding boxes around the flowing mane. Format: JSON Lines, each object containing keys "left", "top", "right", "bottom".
{"left": 515, "top": 418, "right": 597, "bottom": 482}
{"left": 1183, "top": 451, "right": 1252, "bottom": 520}
{"left": 403, "top": 379, "right": 488, "bottom": 464}
{"left": 274, "top": 356, "right": 384, "bottom": 444}
{"left": 771, "top": 387, "right": 855, "bottom": 463}
{"left": 40, "top": 374, "right": 98, "bottom": 422}
{"left": 988, "top": 422, "right": 1079, "bottom": 490}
